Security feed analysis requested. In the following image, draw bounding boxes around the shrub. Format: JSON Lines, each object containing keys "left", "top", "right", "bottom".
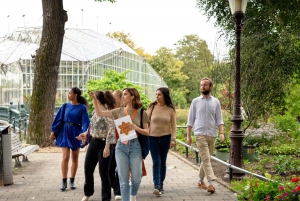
{"left": 270, "top": 114, "right": 300, "bottom": 138}
{"left": 176, "top": 109, "right": 189, "bottom": 126}
{"left": 234, "top": 177, "right": 300, "bottom": 201}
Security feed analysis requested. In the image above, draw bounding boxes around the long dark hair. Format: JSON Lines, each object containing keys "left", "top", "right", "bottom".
{"left": 123, "top": 88, "right": 142, "bottom": 109}
{"left": 95, "top": 90, "right": 116, "bottom": 110}
{"left": 148, "top": 87, "right": 175, "bottom": 111}
{"left": 71, "top": 87, "right": 89, "bottom": 108}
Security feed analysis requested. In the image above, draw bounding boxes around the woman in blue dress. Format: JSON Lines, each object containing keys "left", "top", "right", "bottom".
{"left": 50, "top": 87, "right": 90, "bottom": 191}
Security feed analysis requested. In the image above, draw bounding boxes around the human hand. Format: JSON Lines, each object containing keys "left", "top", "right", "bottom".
{"left": 187, "top": 135, "right": 192, "bottom": 146}
{"left": 103, "top": 145, "right": 110, "bottom": 158}
{"left": 127, "top": 123, "right": 137, "bottom": 131}
{"left": 76, "top": 133, "right": 87, "bottom": 145}
{"left": 170, "top": 140, "right": 175, "bottom": 149}
{"left": 49, "top": 132, "right": 55, "bottom": 141}
{"left": 219, "top": 133, "right": 225, "bottom": 142}
{"left": 88, "top": 91, "right": 96, "bottom": 99}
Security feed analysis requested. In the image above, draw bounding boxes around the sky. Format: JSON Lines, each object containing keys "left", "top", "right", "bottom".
{"left": 0, "top": 0, "right": 229, "bottom": 58}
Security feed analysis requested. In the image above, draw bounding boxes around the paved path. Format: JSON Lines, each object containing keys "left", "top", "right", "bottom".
{"left": 0, "top": 149, "right": 237, "bottom": 201}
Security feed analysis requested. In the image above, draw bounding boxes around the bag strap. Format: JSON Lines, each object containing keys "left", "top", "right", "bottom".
{"left": 140, "top": 108, "right": 144, "bottom": 129}
{"left": 148, "top": 105, "right": 155, "bottom": 126}
{"left": 61, "top": 103, "right": 67, "bottom": 121}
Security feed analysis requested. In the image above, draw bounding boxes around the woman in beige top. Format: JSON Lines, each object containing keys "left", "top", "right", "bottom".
{"left": 147, "top": 87, "right": 176, "bottom": 197}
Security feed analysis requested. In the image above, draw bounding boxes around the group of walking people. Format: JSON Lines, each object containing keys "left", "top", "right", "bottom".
{"left": 50, "top": 77, "right": 224, "bottom": 201}
{"left": 50, "top": 86, "right": 178, "bottom": 201}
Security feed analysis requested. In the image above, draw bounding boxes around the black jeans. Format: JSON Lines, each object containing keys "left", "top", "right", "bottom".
{"left": 108, "top": 146, "right": 121, "bottom": 196}
{"left": 84, "top": 137, "right": 112, "bottom": 201}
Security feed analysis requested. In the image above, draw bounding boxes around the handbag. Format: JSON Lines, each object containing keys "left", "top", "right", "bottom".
{"left": 137, "top": 108, "right": 150, "bottom": 159}
{"left": 54, "top": 103, "right": 67, "bottom": 138}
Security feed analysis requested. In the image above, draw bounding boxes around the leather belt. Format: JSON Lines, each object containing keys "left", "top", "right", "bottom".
{"left": 64, "top": 122, "right": 81, "bottom": 127}
{"left": 93, "top": 137, "right": 106, "bottom": 141}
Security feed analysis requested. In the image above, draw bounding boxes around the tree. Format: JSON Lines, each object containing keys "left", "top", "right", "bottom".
{"left": 196, "top": 0, "right": 300, "bottom": 122}
{"left": 107, "top": 31, "right": 151, "bottom": 60}
{"left": 84, "top": 70, "right": 151, "bottom": 113}
{"left": 148, "top": 47, "right": 188, "bottom": 108}
{"left": 27, "top": 0, "right": 115, "bottom": 146}
{"left": 175, "top": 34, "right": 214, "bottom": 104}
{"left": 148, "top": 47, "right": 188, "bottom": 89}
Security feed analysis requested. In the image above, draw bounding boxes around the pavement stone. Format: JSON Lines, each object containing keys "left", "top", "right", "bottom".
{"left": 0, "top": 149, "right": 237, "bottom": 201}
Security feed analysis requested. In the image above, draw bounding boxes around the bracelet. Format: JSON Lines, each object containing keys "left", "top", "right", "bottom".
{"left": 220, "top": 133, "right": 224, "bottom": 135}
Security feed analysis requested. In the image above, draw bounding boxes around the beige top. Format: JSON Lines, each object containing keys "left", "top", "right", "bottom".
{"left": 112, "top": 107, "right": 149, "bottom": 127}
{"left": 147, "top": 105, "right": 176, "bottom": 139}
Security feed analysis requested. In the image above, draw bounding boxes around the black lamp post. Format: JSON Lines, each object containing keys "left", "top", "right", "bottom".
{"left": 228, "top": 0, "right": 248, "bottom": 178}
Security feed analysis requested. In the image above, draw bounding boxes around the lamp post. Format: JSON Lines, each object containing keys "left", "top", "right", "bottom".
{"left": 228, "top": 0, "right": 248, "bottom": 178}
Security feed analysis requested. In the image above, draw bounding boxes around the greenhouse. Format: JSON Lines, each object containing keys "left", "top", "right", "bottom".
{"left": 0, "top": 27, "right": 166, "bottom": 105}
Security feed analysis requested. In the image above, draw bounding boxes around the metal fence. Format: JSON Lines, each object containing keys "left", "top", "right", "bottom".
{"left": 174, "top": 126, "right": 273, "bottom": 182}
{"left": 0, "top": 102, "right": 28, "bottom": 141}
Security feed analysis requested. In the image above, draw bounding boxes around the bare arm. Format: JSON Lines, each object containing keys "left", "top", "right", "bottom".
{"left": 218, "top": 124, "right": 225, "bottom": 142}
{"left": 128, "top": 122, "right": 149, "bottom": 136}
{"left": 187, "top": 126, "right": 192, "bottom": 145}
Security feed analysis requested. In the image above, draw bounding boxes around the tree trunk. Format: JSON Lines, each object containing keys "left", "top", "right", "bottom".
{"left": 27, "top": 0, "right": 67, "bottom": 146}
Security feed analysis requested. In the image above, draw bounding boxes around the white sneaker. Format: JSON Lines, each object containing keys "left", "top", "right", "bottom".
{"left": 153, "top": 189, "right": 161, "bottom": 197}
{"left": 115, "top": 195, "right": 122, "bottom": 200}
{"left": 130, "top": 195, "right": 136, "bottom": 201}
{"left": 81, "top": 196, "right": 89, "bottom": 201}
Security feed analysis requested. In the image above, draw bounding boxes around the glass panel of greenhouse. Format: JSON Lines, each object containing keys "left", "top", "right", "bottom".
{"left": 0, "top": 27, "right": 167, "bottom": 106}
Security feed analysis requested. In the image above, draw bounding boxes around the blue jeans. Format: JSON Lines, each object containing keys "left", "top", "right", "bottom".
{"left": 149, "top": 134, "right": 171, "bottom": 189}
{"left": 115, "top": 138, "right": 142, "bottom": 201}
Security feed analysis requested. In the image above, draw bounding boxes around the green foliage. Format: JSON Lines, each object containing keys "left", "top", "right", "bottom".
{"left": 84, "top": 70, "right": 151, "bottom": 114}
{"left": 233, "top": 177, "right": 300, "bottom": 201}
{"left": 196, "top": 0, "right": 300, "bottom": 123}
{"left": 55, "top": 98, "right": 63, "bottom": 107}
{"left": 149, "top": 47, "right": 188, "bottom": 90}
{"left": 175, "top": 34, "right": 214, "bottom": 104}
{"left": 284, "top": 78, "right": 300, "bottom": 117}
{"left": 148, "top": 47, "right": 189, "bottom": 108}
{"left": 273, "top": 155, "right": 300, "bottom": 175}
{"left": 270, "top": 114, "right": 300, "bottom": 138}
{"left": 243, "top": 135, "right": 263, "bottom": 147}
{"left": 171, "top": 90, "right": 187, "bottom": 109}
{"left": 175, "top": 109, "right": 189, "bottom": 126}
{"left": 236, "top": 178, "right": 280, "bottom": 201}
{"left": 215, "top": 133, "right": 230, "bottom": 149}
{"left": 260, "top": 143, "right": 300, "bottom": 156}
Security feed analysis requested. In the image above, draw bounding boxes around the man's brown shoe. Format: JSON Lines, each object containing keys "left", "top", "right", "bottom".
{"left": 207, "top": 185, "right": 215, "bottom": 193}
{"left": 198, "top": 182, "right": 207, "bottom": 189}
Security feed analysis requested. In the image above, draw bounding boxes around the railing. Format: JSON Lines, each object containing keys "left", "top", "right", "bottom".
{"left": 0, "top": 101, "right": 28, "bottom": 141}
{"left": 174, "top": 126, "right": 274, "bottom": 182}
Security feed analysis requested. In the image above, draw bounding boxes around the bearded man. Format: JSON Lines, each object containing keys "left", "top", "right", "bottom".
{"left": 186, "top": 77, "right": 224, "bottom": 193}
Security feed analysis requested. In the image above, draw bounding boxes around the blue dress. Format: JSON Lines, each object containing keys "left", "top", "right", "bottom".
{"left": 52, "top": 103, "right": 90, "bottom": 150}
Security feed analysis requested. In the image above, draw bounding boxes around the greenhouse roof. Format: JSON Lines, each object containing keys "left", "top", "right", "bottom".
{"left": 0, "top": 27, "right": 137, "bottom": 64}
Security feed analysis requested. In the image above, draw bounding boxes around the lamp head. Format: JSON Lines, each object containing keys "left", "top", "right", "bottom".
{"left": 228, "top": 0, "right": 248, "bottom": 14}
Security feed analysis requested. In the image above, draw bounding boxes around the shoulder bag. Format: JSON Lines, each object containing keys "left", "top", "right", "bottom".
{"left": 138, "top": 107, "right": 152, "bottom": 159}
{"left": 54, "top": 103, "right": 67, "bottom": 139}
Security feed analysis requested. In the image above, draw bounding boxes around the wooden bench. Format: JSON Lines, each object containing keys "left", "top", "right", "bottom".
{"left": 11, "top": 133, "right": 39, "bottom": 167}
